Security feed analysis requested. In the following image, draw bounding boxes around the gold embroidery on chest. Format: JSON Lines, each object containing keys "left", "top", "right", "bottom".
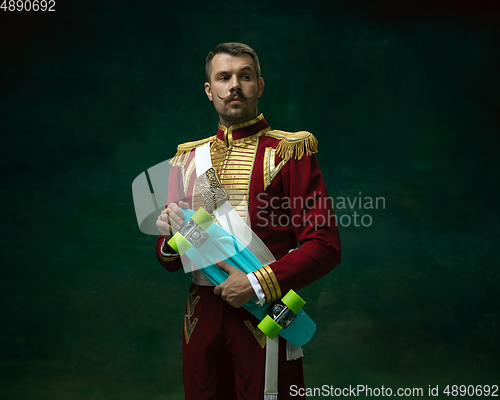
{"left": 193, "top": 167, "right": 229, "bottom": 212}
{"left": 191, "top": 139, "right": 258, "bottom": 221}
{"left": 263, "top": 147, "right": 286, "bottom": 191}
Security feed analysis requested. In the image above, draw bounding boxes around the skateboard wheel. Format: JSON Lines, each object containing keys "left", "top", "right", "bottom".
{"left": 167, "top": 232, "right": 192, "bottom": 256}
{"left": 192, "top": 207, "right": 214, "bottom": 230}
{"left": 258, "top": 315, "right": 282, "bottom": 339}
{"left": 281, "top": 290, "right": 306, "bottom": 314}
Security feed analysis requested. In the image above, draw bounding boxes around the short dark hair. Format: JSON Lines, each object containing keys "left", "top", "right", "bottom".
{"left": 205, "top": 42, "right": 261, "bottom": 82}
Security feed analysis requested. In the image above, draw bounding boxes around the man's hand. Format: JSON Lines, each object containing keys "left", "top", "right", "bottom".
{"left": 214, "top": 258, "right": 255, "bottom": 308}
{"left": 156, "top": 201, "right": 189, "bottom": 240}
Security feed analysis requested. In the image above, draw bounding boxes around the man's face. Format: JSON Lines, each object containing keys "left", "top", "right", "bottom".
{"left": 205, "top": 53, "right": 264, "bottom": 127}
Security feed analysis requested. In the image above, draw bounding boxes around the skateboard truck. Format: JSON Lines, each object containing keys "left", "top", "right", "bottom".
{"left": 168, "top": 208, "right": 215, "bottom": 255}
{"left": 258, "top": 290, "right": 306, "bottom": 339}
{"left": 178, "top": 219, "right": 210, "bottom": 249}
{"left": 267, "top": 301, "right": 297, "bottom": 329}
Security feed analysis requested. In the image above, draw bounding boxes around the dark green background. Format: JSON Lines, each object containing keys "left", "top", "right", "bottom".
{"left": 1, "top": 1, "right": 499, "bottom": 399}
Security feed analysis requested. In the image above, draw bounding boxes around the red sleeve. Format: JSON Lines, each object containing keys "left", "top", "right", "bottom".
{"left": 252, "top": 153, "right": 341, "bottom": 302}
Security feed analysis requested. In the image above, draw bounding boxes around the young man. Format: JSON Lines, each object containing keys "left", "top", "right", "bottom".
{"left": 155, "top": 42, "right": 341, "bottom": 400}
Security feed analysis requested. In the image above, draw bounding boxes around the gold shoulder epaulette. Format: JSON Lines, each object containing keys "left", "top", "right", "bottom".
{"left": 170, "top": 135, "right": 216, "bottom": 165}
{"left": 265, "top": 130, "right": 318, "bottom": 161}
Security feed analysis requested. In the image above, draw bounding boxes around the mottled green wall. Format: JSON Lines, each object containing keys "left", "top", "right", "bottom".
{"left": 1, "top": 1, "right": 498, "bottom": 399}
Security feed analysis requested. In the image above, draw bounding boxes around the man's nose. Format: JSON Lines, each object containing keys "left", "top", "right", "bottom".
{"left": 229, "top": 75, "right": 241, "bottom": 92}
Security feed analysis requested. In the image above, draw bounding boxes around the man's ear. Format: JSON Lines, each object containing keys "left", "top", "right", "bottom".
{"left": 204, "top": 82, "right": 213, "bottom": 101}
{"left": 257, "top": 77, "right": 265, "bottom": 98}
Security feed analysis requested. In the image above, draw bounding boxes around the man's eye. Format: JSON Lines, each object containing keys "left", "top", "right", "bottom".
{"left": 242, "top": 75, "right": 250, "bottom": 80}
{"left": 219, "top": 76, "right": 229, "bottom": 80}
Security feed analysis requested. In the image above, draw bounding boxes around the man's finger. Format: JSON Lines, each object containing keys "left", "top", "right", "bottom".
{"left": 167, "top": 208, "right": 183, "bottom": 227}
{"left": 166, "top": 215, "right": 179, "bottom": 232}
{"left": 213, "top": 285, "right": 222, "bottom": 295}
{"left": 172, "top": 207, "right": 185, "bottom": 221}
{"left": 215, "top": 258, "right": 234, "bottom": 274}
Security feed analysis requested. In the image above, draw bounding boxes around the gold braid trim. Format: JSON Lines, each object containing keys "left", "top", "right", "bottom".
{"left": 170, "top": 136, "right": 216, "bottom": 165}
{"left": 159, "top": 253, "right": 179, "bottom": 262}
{"left": 254, "top": 265, "right": 281, "bottom": 303}
{"left": 264, "top": 265, "right": 281, "bottom": 300}
{"left": 265, "top": 130, "right": 318, "bottom": 162}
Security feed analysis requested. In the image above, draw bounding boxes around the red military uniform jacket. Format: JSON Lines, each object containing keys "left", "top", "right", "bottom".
{"left": 155, "top": 114, "right": 341, "bottom": 302}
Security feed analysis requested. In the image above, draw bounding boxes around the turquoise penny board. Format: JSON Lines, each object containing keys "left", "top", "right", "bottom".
{"left": 169, "top": 207, "right": 316, "bottom": 347}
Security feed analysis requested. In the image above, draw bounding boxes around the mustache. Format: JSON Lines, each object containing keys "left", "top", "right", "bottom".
{"left": 217, "top": 92, "right": 254, "bottom": 102}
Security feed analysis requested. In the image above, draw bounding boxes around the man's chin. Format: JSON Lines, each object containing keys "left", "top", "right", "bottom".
{"left": 223, "top": 109, "right": 252, "bottom": 123}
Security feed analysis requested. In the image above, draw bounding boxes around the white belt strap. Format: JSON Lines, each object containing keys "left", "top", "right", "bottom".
{"left": 264, "top": 336, "right": 279, "bottom": 400}
{"left": 194, "top": 142, "right": 212, "bottom": 176}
